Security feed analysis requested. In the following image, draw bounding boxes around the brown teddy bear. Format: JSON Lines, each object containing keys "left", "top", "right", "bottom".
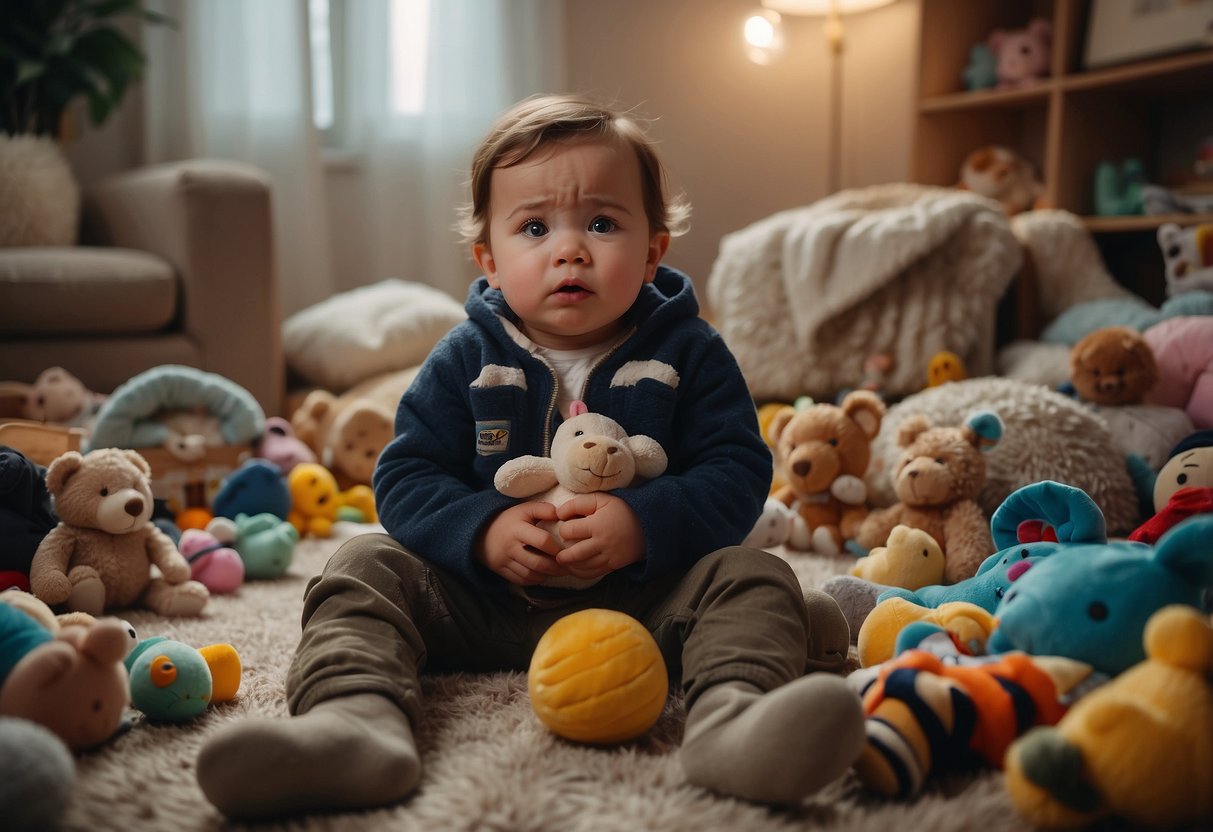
{"left": 856, "top": 411, "right": 1003, "bottom": 583}
{"left": 1069, "top": 325, "right": 1158, "bottom": 406}
{"left": 290, "top": 366, "right": 420, "bottom": 489}
{"left": 767, "top": 390, "right": 885, "bottom": 554}
{"left": 29, "top": 448, "right": 209, "bottom": 617}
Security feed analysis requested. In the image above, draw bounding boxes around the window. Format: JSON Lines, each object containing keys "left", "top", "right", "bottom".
{"left": 308, "top": 0, "right": 431, "bottom": 144}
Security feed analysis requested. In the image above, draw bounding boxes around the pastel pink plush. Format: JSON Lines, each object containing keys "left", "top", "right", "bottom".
{"left": 179, "top": 529, "right": 244, "bottom": 594}
{"left": 1144, "top": 316, "right": 1213, "bottom": 429}
{"left": 989, "top": 18, "right": 1052, "bottom": 89}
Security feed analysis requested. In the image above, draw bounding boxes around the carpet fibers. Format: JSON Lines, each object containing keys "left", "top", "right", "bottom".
{"left": 64, "top": 525, "right": 1034, "bottom": 832}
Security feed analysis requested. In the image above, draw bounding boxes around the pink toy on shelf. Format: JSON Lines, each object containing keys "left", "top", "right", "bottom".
{"left": 989, "top": 18, "right": 1052, "bottom": 90}
{"left": 178, "top": 528, "right": 244, "bottom": 594}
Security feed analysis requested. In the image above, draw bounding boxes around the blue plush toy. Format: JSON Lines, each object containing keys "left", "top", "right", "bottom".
{"left": 125, "top": 636, "right": 241, "bottom": 723}
{"left": 987, "top": 514, "right": 1213, "bottom": 675}
{"left": 212, "top": 459, "right": 291, "bottom": 521}
{"left": 879, "top": 481, "right": 1107, "bottom": 613}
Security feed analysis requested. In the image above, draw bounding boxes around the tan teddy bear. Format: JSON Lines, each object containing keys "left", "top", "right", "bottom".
{"left": 856, "top": 411, "right": 1003, "bottom": 584}
{"left": 30, "top": 448, "right": 209, "bottom": 617}
{"left": 767, "top": 390, "right": 885, "bottom": 554}
{"left": 1069, "top": 325, "right": 1158, "bottom": 406}
{"left": 291, "top": 366, "right": 420, "bottom": 489}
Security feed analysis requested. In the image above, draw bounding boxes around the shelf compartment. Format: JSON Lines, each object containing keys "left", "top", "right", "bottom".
{"left": 912, "top": 105, "right": 1049, "bottom": 193}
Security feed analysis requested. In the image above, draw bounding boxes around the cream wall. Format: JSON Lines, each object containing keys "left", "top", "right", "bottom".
{"left": 563, "top": 0, "right": 919, "bottom": 308}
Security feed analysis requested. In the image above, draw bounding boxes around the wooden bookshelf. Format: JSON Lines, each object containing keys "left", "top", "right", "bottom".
{"left": 912, "top": 0, "right": 1213, "bottom": 321}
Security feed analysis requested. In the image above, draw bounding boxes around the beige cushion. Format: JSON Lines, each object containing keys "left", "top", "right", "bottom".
{"left": 0, "top": 246, "right": 177, "bottom": 335}
{"left": 283, "top": 279, "right": 465, "bottom": 392}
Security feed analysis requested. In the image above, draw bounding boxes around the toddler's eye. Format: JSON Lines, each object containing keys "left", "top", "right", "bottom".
{"left": 521, "top": 220, "right": 547, "bottom": 238}
{"left": 589, "top": 216, "right": 615, "bottom": 233}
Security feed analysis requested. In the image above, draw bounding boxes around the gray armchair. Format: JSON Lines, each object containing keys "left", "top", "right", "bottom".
{"left": 0, "top": 159, "right": 284, "bottom": 416}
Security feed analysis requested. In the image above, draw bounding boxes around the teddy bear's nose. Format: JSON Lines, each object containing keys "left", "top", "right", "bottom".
{"left": 792, "top": 461, "right": 811, "bottom": 477}
{"left": 124, "top": 497, "right": 144, "bottom": 517}
{"left": 908, "top": 470, "right": 919, "bottom": 479}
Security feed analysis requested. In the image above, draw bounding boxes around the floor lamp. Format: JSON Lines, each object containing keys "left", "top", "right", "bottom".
{"left": 743, "top": 0, "right": 897, "bottom": 194}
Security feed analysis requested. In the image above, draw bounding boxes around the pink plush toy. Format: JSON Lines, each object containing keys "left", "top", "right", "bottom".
{"left": 178, "top": 528, "right": 244, "bottom": 594}
{"left": 1144, "top": 316, "right": 1213, "bottom": 429}
{"left": 989, "top": 18, "right": 1052, "bottom": 89}
{"left": 253, "top": 416, "right": 317, "bottom": 476}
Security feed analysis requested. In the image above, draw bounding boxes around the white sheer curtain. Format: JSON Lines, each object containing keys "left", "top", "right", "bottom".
{"left": 142, "top": 0, "right": 565, "bottom": 314}
{"left": 343, "top": 0, "right": 565, "bottom": 301}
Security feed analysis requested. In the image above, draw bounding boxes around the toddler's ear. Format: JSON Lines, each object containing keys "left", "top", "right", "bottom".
{"left": 644, "top": 232, "right": 670, "bottom": 281}
{"left": 473, "top": 242, "right": 499, "bottom": 286}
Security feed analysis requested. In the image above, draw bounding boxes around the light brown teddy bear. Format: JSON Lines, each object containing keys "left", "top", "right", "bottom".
{"left": 1069, "top": 325, "right": 1158, "bottom": 406}
{"left": 291, "top": 366, "right": 420, "bottom": 489}
{"left": 767, "top": 390, "right": 885, "bottom": 554}
{"left": 30, "top": 448, "right": 209, "bottom": 617}
{"left": 856, "top": 410, "right": 1003, "bottom": 584}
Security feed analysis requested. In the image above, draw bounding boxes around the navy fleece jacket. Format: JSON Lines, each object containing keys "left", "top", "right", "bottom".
{"left": 372, "top": 266, "right": 771, "bottom": 590}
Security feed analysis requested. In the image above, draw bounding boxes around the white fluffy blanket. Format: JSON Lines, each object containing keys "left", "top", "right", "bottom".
{"left": 706, "top": 184, "right": 1021, "bottom": 402}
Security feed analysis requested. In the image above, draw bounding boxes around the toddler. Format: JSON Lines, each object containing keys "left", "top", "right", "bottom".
{"left": 196, "top": 93, "right": 862, "bottom": 819}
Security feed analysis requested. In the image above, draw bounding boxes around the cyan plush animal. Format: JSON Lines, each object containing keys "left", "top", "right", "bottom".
{"left": 881, "top": 481, "right": 1107, "bottom": 613}
{"left": 987, "top": 514, "right": 1213, "bottom": 675}
{"left": 125, "top": 635, "right": 241, "bottom": 723}
{"left": 826, "top": 481, "right": 1109, "bottom": 647}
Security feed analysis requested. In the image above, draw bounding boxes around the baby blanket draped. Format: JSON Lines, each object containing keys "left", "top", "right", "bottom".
{"left": 706, "top": 184, "right": 1021, "bottom": 402}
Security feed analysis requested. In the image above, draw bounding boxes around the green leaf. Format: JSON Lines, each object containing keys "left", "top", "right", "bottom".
{"left": 14, "top": 59, "right": 46, "bottom": 86}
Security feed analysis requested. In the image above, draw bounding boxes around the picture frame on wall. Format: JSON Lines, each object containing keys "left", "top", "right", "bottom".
{"left": 1084, "top": 0, "right": 1213, "bottom": 69}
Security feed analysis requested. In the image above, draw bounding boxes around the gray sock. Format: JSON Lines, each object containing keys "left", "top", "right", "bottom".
{"left": 680, "top": 676, "right": 864, "bottom": 804}
{"left": 195, "top": 692, "right": 421, "bottom": 819}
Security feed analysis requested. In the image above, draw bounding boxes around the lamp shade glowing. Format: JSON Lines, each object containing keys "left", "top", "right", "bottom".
{"left": 762, "top": 0, "right": 895, "bottom": 14}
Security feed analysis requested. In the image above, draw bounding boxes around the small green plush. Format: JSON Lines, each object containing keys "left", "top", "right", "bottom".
{"left": 125, "top": 636, "right": 241, "bottom": 722}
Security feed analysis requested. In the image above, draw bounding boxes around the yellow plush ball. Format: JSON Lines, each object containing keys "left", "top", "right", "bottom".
{"left": 529, "top": 608, "right": 668, "bottom": 744}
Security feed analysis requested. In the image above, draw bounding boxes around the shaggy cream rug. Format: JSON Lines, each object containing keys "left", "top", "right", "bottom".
{"left": 64, "top": 524, "right": 1034, "bottom": 832}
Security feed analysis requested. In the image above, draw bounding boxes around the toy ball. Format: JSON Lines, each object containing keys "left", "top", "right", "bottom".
{"left": 126, "top": 637, "right": 213, "bottom": 722}
{"left": 528, "top": 608, "right": 668, "bottom": 744}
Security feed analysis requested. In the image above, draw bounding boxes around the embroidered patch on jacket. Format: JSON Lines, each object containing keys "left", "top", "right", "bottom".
{"left": 471, "top": 365, "right": 527, "bottom": 389}
{"left": 610, "top": 360, "right": 680, "bottom": 389}
{"left": 476, "top": 420, "right": 511, "bottom": 455}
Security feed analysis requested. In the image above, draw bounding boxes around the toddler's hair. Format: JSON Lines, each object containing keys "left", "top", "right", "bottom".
{"left": 457, "top": 93, "right": 691, "bottom": 246}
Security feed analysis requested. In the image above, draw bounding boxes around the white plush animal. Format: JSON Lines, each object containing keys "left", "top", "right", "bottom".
{"left": 494, "top": 402, "right": 667, "bottom": 587}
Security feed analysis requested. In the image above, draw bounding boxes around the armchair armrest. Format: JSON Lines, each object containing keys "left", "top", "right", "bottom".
{"left": 81, "top": 160, "right": 284, "bottom": 415}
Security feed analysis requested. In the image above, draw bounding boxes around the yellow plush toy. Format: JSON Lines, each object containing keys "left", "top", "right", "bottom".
{"left": 287, "top": 462, "right": 377, "bottom": 538}
{"left": 1004, "top": 604, "right": 1213, "bottom": 829}
{"left": 850, "top": 524, "right": 945, "bottom": 590}
{"left": 857, "top": 597, "right": 998, "bottom": 668}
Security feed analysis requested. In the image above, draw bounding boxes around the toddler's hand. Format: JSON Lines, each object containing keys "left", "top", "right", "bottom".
{"left": 476, "top": 501, "right": 568, "bottom": 586}
{"left": 554, "top": 493, "right": 644, "bottom": 580}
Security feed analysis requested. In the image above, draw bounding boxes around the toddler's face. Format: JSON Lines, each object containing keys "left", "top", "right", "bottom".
{"left": 473, "top": 137, "right": 669, "bottom": 350}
